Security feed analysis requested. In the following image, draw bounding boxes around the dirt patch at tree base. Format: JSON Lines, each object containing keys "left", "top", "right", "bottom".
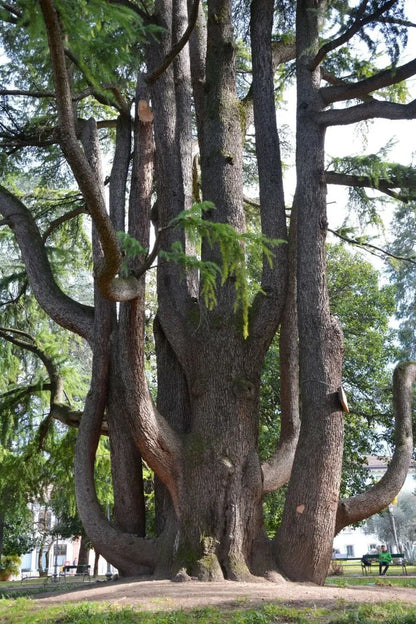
{"left": 34, "top": 577, "right": 416, "bottom": 612}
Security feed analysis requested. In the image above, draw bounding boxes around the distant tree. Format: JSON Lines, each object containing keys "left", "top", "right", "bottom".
{"left": 365, "top": 493, "right": 416, "bottom": 551}
{"left": 387, "top": 202, "right": 416, "bottom": 360}
{"left": 0, "top": 451, "right": 38, "bottom": 560}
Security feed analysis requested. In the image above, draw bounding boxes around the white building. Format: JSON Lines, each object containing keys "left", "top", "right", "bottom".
{"left": 18, "top": 503, "right": 114, "bottom": 579}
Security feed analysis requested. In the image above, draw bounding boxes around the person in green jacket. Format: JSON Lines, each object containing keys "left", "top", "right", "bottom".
{"left": 378, "top": 545, "right": 392, "bottom": 575}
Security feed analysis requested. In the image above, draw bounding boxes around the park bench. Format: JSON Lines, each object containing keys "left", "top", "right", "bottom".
{"left": 21, "top": 568, "right": 37, "bottom": 581}
{"left": 61, "top": 564, "right": 91, "bottom": 581}
{"left": 21, "top": 568, "right": 50, "bottom": 584}
{"left": 360, "top": 553, "right": 407, "bottom": 575}
{"left": 331, "top": 553, "right": 407, "bottom": 576}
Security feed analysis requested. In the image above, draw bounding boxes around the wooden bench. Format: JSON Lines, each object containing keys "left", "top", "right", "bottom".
{"left": 332, "top": 554, "right": 407, "bottom": 576}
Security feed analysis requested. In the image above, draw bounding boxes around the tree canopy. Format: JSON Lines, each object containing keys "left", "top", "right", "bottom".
{"left": 0, "top": 0, "right": 415, "bottom": 585}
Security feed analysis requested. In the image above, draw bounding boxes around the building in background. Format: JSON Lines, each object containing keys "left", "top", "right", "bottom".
{"left": 18, "top": 502, "right": 114, "bottom": 579}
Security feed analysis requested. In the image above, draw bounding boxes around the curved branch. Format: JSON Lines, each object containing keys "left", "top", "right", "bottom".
{"left": 312, "top": 0, "right": 397, "bottom": 70}
{"left": 74, "top": 306, "right": 156, "bottom": 575}
{"left": 0, "top": 186, "right": 95, "bottom": 342}
{"left": 146, "top": 0, "right": 201, "bottom": 85}
{"left": 42, "top": 205, "right": 87, "bottom": 241}
{"left": 320, "top": 57, "right": 416, "bottom": 106}
{"left": 335, "top": 361, "right": 416, "bottom": 534}
{"left": 318, "top": 97, "right": 416, "bottom": 127}
{"left": 39, "top": 0, "right": 143, "bottom": 303}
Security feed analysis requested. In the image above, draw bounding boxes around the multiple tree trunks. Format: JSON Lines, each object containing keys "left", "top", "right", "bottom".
{"left": 0, "top": 0, "right": 415, "bottom": 584}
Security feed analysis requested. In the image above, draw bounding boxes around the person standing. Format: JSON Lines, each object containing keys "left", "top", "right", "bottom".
{"left": 378, "top": 545, "right": 392, "bottom": 576}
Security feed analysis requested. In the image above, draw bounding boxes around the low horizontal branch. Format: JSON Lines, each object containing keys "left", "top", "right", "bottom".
{"left": 318, "top": 98, "right": 416, "bottom": 126}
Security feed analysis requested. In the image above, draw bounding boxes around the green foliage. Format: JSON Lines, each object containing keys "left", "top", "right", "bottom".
{"left": 330, "top": 146, "right": 416, "bottom": 228}
{"left": 0, "top": 449, "right": 43, "bottom": 558}
{"left": 117, "top": 203, "right": 285, "bottom": 339}
{"left": 387, "top": 202, "right": 416, "bottom": 360}
{"left": 0, "top": 554, "right": 21, "bottom": 577}
{"left": 324, "top": 0, "right": 409, "bottom": 66}
{"left": 1, "top": 0, "right": 161, "bottom": 110}
{"left": 1, "top": 516, "right": 37, "bottom": 558}
{"left": 164, "top": 202, "right": 285, "bottom": 338}
{"left": 116, "top": 232, "right": 148, "bottom": 277}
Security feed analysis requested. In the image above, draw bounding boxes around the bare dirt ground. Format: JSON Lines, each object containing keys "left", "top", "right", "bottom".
{"left": 34, "top": 576, "right": 416, "bottom": 612}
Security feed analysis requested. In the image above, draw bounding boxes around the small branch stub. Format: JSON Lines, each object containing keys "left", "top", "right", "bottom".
{"left": 138, "top": 100, "right": 154, "bottom": 122}
{"left": 338, "top": 386, "right": 349, "bottom": 413}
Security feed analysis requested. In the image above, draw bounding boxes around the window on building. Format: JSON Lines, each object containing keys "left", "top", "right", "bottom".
{"left": 38, "top": 510, "right": 52, "bottom": 531}
{"left": 346, "top": 545, "right": 354, "bottom": 557}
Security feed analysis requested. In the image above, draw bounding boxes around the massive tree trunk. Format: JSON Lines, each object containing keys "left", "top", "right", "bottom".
{"left": 145, "top": 0, "right": 286, "bottom": 580}
{"left": 1, "top": 0, "right": 416, "bottom": 587}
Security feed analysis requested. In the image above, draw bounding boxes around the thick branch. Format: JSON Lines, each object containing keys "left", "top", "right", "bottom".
{"left": 74, "top": 303, "right": 156, "bottom": 575}
{"left": 320, "top": 57, "right": 416, "bottom": 105}
{"left": 39, "top": 0, "right": 143, "bottom": 302}
{"left": 335, "top": 361, "right": 416, "bottom": 534}
{"left": 0, "top": 186, "right": 94, "bottom": 342}
{"left": 320, "top": 68, "right": 374, "bottom": 103}
{"left": 0, "top": 89, "right": 55, "bottom": 98}
{"left": 261, "top": 202, "right": 299, "bottom": 494}
{"left": 318, "top": 97, "right": 416, "bottom": 127}
{"left": 248, "top": 0, "right": 288, "bottom": 349}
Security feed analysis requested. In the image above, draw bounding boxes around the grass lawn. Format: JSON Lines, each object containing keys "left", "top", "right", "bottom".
{"left": 1, "top": 597, "right": 416, "bottom": 623}
{"left": 0, "top": 575, "right": 416, "bottom": 623}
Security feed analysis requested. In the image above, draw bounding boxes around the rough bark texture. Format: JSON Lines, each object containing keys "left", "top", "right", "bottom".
{"left": 274, "top": 0, "right": 345, "bottom": 585}
{"left": 1, "top": 0, "right": 416, "bottom": 587}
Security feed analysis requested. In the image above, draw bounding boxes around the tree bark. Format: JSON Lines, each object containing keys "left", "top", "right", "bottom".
{"left": 3, "top": 0, "right": 416, "bottom": 588}
{"left": 274, "top": 0, "right": 345, "bottom": 585}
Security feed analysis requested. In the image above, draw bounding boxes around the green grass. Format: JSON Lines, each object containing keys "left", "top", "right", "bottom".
{"left": 1, "top": 598, "right": 416, "bottom": 624}
{"left": 0, "top": 575, "right": 416, "bottom": 623}
{"left": 326, "top": 576, "right": 416, "bottom": 589}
